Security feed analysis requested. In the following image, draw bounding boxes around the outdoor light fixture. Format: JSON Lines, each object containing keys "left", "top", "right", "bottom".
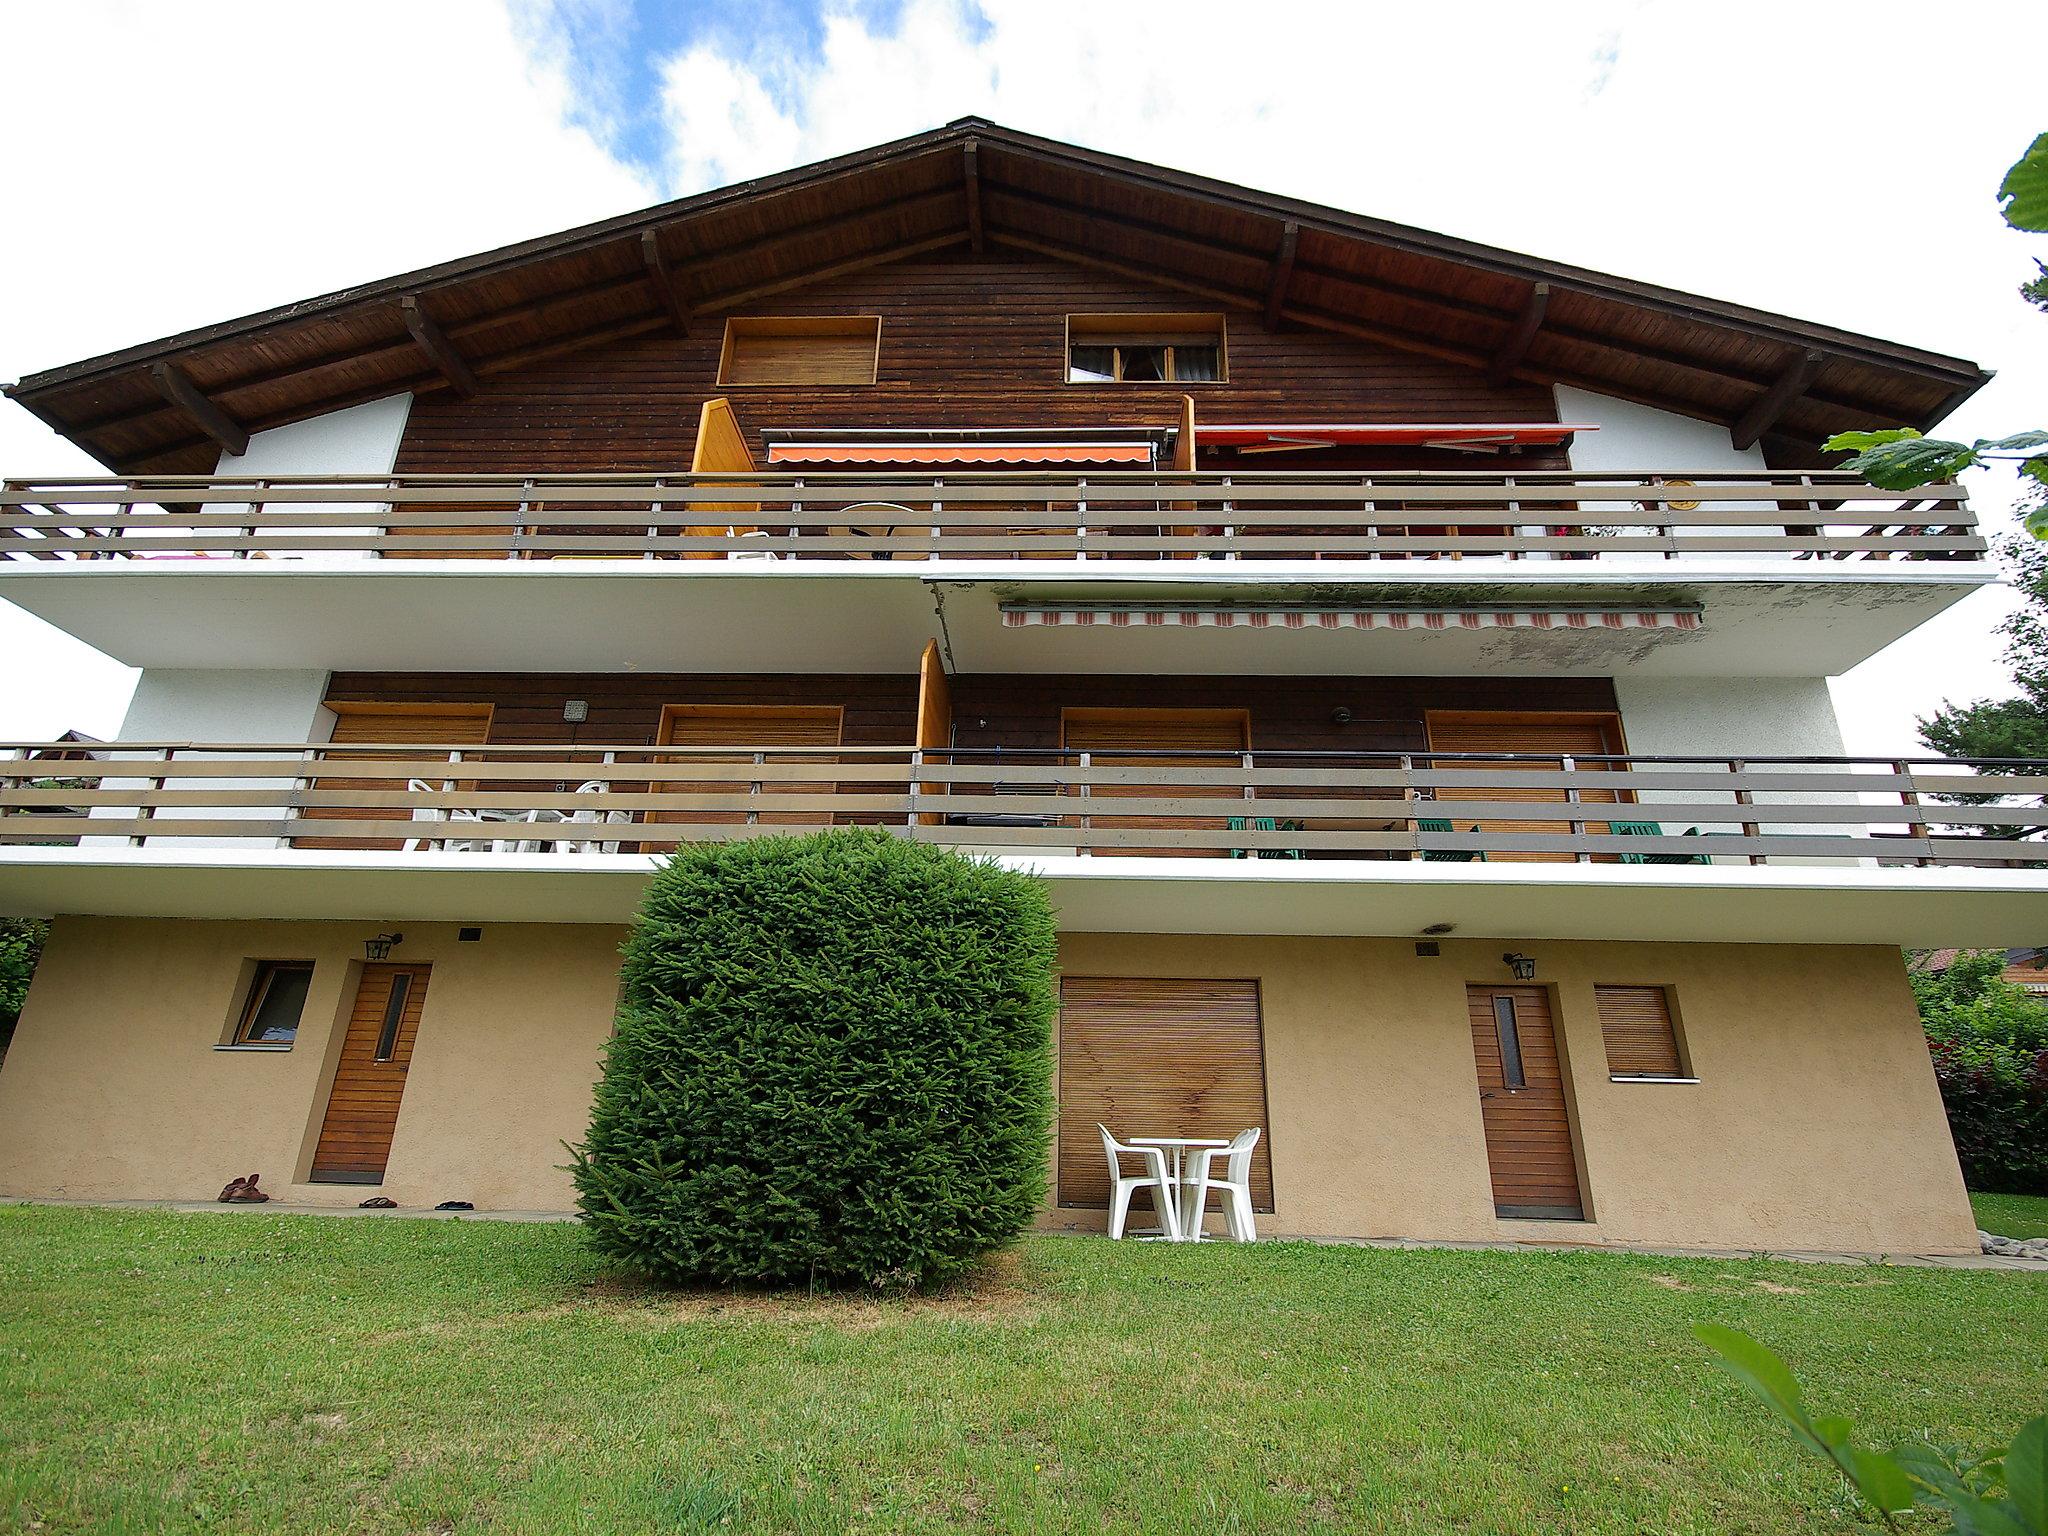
{"left": 364, "top": 932, "right": 404, "bottom": 961}
{"left": 1502, "top": 952, "right": 1537, "bottom": 981}
{"left": 1421, "top": 922, "right": 1456, "bottom": 936}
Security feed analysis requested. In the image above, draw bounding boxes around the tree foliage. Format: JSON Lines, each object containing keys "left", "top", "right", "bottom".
{"left": 1919, "top": 535, "right": 2048, "bottom": 763}
{"left": 1910, "top": 949, "right": 2048, "bottom": 1193}
{"left": 572, "top": 829, "right": 1058, "bottom": 1290}
{"left": 0, "top": 918, "right": 49, "bottom": 1061}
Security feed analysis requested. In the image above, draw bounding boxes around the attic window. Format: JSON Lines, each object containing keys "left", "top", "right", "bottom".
{"left": 718, "top": 316, "right": 881, "bottom": 386}
{"left": 1067, "top": 313, "right": 1225, "bottom": 384}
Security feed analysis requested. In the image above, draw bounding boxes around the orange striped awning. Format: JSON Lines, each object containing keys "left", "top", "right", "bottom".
{"left": 766, "top": 441, "right": 1155, "bottom": 465}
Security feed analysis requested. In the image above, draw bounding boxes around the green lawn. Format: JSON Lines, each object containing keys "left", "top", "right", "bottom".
{"left": 1, "top": 1208, "right": 2043, "bottom": 1534}
{"left": 1973, "top": 1189, "right": 2048, "bottom": 1239}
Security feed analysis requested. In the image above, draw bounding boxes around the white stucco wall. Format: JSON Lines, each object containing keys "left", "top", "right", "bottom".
{"left": 91, "top": 671, "right": 336, "bottom": 849}
{"left": 1556, "top": 385, "right": 1776, "bottom": 560}
{"left": 213, "top": 394, "right": 411, "bottom": 478}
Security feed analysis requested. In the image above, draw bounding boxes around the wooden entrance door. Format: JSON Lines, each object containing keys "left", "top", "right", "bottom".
{"left": 296, "top": 703, "right": 493, "bottom": 850}
{"left": 1056, "top": 977, "right": 1273, "bottom": 1211}
{"left": 1466, "top": 985, "right": 1584, "bottom": 1219}
{"left": 1426, "top": 712, "right": 1624, "bottom": 863}
{"left": 1061, "top": 708, "right": 1250, "bottom": 857}
{"left": 310, "top": 964, "right": 432, "bottom": 1184}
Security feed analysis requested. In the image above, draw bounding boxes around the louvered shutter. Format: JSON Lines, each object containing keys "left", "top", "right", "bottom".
{"left": 1597, "top": 985, "right": 1684, "bottom": 1077}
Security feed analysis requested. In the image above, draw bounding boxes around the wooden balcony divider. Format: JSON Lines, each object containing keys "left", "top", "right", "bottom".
{"left": 6, "top": 742, "right": 2045, "bottom": 869}
{"left": 0, "top": 470, "right": 1981, "bottom": 564}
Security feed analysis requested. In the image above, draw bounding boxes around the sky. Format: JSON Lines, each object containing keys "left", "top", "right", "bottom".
{"left": 1, "top": 0, "right": 2041, "bottom": 752}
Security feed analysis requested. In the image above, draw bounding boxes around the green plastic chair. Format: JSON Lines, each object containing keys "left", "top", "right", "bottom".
{"left": 1226, "top": 816, "right": 1305, "bottom": 860}
{"left": 1418, "top": 817, "right": 1487, "bottom": 862}
{"left": 1612, "top": 820, "right": 1712, "bottom": 865}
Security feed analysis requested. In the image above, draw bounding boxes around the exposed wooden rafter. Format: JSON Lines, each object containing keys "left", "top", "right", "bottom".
{"left": 400, "top": 296, "right": 479, "bottom": 398}
{"left": 1263, "top": 221, "right": 1299, "bottom": 330}
{"left": 963, "top": 140, "right": 984, "bottom": 254}
{"left": 1490, "top": 283, "right": 1550, "bottom": 380}
{"left": 639, "top": 231, "right": 692, "bottom": 335}
{"left": 1732, "top": 348, "right": 1827, "bottom": 450}
{"left": 147, "top": 362, "right": 248, "bottom": 457}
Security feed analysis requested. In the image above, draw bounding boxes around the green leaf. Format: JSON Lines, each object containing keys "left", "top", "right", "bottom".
{"left": 2009, "top": 1417, "right": 2048, "bottom": 1533}
{"left": 1999, "top": 132, "right": 2048, "bottom": 233}
{"left": 1848, "top": 1448, "right": 1918, "bottom": 1516}
{"left": 1946, "top": 1493, "right": 2034, "bottom": 1536}
{"left": 1979, "top": 431, "right": 2048, "bottom": 455}
{"left": 1894, "top": 1440, "right": 1978, "bottom": 1502}
{"left": 1840, "top": 436, "right": 1980, "bottom": 491}
{"left": 1824, "top": 428, "right": 1923, "bottom": 453}
{"left": 1694, "top": 1325, "right": 1811, "bottom": 1426}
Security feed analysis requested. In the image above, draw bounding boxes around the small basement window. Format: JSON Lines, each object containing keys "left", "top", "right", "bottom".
{"left": 232, "top": 962, "right": 315, "bottom": 1047}
{"left": 1067, "top": 313, "right": 1225, "bottom": 384}
{"left": 1596, "top": 984, "right": 1691, "bottom": 1080}
{"left": 717, "top": 316, "right": 881, "bottom": 386}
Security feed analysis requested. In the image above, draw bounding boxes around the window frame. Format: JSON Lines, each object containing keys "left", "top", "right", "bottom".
{"left": 716, "top": 315, "right": 883, "bottom": 387}
{"left": 1595, "top": 982, "right": 1696, "bottom": 1083}
{"left": 1065, "top": 313, "right": 1227, "bottom": 385}
{"left": 227, "top": 960, "right": 316, "bottom": 1049}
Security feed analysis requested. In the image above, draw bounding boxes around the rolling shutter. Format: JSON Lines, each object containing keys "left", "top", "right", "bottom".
{"left": 719, "top": 319, "right": 879, "bottom": 385}
{"left": 1427, "top": 713, "right": 1623, "bottom": 863}
{"left": 1061, "top": 708, "right": 1249, "bottom": 858}
{"left": 654, "top": 704, "right": 843, "bottom": 830}
{"left": 296, "top": 704, "right": 493, "bottom": 849}
{"left": 1057, "top": 977, "right": 1273, "bottom": 1211}
{"left": 1596, "top": 985, "right": 1684, "bottom": 1077}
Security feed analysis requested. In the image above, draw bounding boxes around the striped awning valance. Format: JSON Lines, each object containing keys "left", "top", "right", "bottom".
{"left": 999, "top": 605, "right": 1701, "bottom": 631}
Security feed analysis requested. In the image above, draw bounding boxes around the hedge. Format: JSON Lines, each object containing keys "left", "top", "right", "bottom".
{"left": 572, "top": 829, "right": 1059, "bottom": 1288}
{"left": 1912, "top": 950, "right": 2048, "bottom": 1195}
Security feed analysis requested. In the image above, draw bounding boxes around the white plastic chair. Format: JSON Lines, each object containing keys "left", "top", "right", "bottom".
{"left": 1098, "top": 1124, "right": 1180, "bottom": 1240}
{"left": 1182, "top": 1127, "right": 1262, "bottom": 1242}
{"left": 558, "top": 779, "right": 633, "bottom": 854}
{"left": 402, "top": 777, "right": 492, "bottom": 852}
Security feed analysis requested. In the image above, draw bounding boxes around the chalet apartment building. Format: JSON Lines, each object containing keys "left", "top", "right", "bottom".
{"left": 0, "top": 120, "right": 2035, "bottom": 1254}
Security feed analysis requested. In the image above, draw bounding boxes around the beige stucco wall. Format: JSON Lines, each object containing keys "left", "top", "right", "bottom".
{"left": 0, "top": 918, "right": 1977, "bottom": 1254}
{"left": 0, "top": 917, "right": 625, "bottom": 1211}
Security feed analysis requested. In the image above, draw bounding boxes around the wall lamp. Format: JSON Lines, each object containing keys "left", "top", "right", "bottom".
{"left": 1502, "top": 951, "right": 1537, "bottom": 981}
{"left": 364, "top": 932, "right": 405, "bottom": 961}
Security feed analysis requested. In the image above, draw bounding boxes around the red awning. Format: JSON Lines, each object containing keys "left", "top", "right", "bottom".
{"left": 1201, "top": 423, "right": 1595, "bottom": 451}
{"left": 766, "top": 441, "right": 1155, "bottom": 465}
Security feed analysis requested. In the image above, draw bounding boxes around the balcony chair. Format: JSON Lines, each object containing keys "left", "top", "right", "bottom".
{"left": 401, "top": 778, "right": 494, "bottom": 853}
{"left": 1226, "top": 815, "right": 1305, "bottom": 859}
{"left": 1098, "top": 1124, "right": 1180, "bottom": 1241}
{"left": 558, "top": 780, "right": 635, "bottom": 854}
{"left": 1182, "top": 1127, "right": 1262, "bottom": 1242}
{"left": 1417, "top": 817, "right": 1488, "bottom": 862}
{"left": 1612, "top": 821, "right": 1712, "bottom": 865}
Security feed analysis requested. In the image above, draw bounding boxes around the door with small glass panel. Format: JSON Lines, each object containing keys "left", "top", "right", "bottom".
{"left": 310, "top": 964, "right": 431, "bottom": 1184}
{"left": 1466, "top": 985, "right": 1584, "bottom": 1219}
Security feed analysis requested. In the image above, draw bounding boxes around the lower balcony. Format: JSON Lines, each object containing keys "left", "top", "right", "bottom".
{"left": 5, "top": 743, "right": 2047, "bottom": 944}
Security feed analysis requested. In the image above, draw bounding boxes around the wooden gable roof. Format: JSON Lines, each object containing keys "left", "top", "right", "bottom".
{"left": 4, "top": 117, "right": 1990, "bottom": 474}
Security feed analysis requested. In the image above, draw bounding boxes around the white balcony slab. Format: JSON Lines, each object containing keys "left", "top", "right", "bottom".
{"left": 0, "top": 557, "right": 1994, "bottom": 677}
{"left": 4, "top": 844, "right": 2046, "bottom": 947}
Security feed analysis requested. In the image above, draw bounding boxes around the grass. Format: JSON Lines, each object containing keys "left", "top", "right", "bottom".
{"left": 1973, "top": 1189, "right": 2048, "bottom": 1238}
{"left": 0, "top": 1208, "right": 2042, "bottom": 1534}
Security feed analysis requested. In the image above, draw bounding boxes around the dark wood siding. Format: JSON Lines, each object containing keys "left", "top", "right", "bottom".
{"left": 325, "top": 672, "right": 1619, "bottom": 756}
{"left": 394, "top": 255, "right": 1560, "bottom": 475}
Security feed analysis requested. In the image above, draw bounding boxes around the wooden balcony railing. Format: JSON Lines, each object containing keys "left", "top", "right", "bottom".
{"left": 6, "top": 743, "right": 2044, "bottom": 868}
{"left": 0, "top": 470, "right": 1981, "bottom": 564}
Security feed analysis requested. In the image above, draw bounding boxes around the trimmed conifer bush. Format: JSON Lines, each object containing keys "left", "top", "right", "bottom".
{"left": 571, "top": 828, "right": 1059, "bottom": 1288}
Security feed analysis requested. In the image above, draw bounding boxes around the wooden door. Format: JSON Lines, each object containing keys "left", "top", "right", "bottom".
{"left": 1426, "top": 712, "right": 1623, "bottom": 863}
{"left": 652, "top": 704, "right": 843, "bottom": 837}
{"left": 1057, "top": 977, "right": 1273, "bottom": 1211}
{"left": 310, "top": 964, "right": 431, "bottom": 1184}
{"left": 1467, "top": 985, "right": 1583, "bottom": 1219}
{"left": 296, "top": 703, "right": 493, "bottom": 850}
{"left": 1062, "top": 708, "right": 1249, "bottom": 857}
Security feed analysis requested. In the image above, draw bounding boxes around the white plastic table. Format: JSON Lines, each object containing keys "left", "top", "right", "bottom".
{"left": 1130, "top": 1135, "right": 1229, "bottom": 1241}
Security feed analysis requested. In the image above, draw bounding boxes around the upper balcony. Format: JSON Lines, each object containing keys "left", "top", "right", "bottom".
{"left": 0, "top": 468, "right": 1990, "bottom": 676}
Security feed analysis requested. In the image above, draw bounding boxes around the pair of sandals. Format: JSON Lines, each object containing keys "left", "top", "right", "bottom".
{"left": 216, "top": 1173, "right": 270, "bottom": 1203}
{"left": 357, "top": 1197, "right": 474, "bottom": 1211}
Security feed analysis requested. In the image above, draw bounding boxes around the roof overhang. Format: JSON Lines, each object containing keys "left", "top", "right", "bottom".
{"left": 4, "top": 846, "right": 2046, "bottom": 947}
{"left": 2, "top": 118, "right": 1990, "bottom": 474}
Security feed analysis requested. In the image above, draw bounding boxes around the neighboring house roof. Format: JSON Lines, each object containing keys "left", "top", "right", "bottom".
{"left": 3, "top": 118, "right": 1990, "bottom": 475}
{"left": 1910, "top": 946, "right": 2048, "bottom": 978}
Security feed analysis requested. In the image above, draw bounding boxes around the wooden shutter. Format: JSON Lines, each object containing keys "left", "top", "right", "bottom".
{"left": 296, "top": 703, "right": 493, "bottom": 849}
{"left": 1467, "top": 985, "right": 1583, "bottom": 1218}
{"left": 914, "top": 641, "right": 951, "bottom": 827}
{"left": 719, "top": 318, "right": 879, "bottom": 385}
{"left": 653, "top": 704, "right": 843, "bottom": 831}
{"left": 1061, "top": 708, "right": 1249, "bottom": 858}
{"left": 1058, "top": 977, "right": 1272, "bottom": 1211}
{"left": 1427, "top": 712, "right": 1623, "bottom": 863}
{"left": 1596, "top": 985, "right": 1684, "bottom": 1077}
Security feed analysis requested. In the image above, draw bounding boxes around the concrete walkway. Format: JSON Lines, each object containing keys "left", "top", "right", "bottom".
{"left": 7, "top": 1196, "right": 2044, "bottom": 1270}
